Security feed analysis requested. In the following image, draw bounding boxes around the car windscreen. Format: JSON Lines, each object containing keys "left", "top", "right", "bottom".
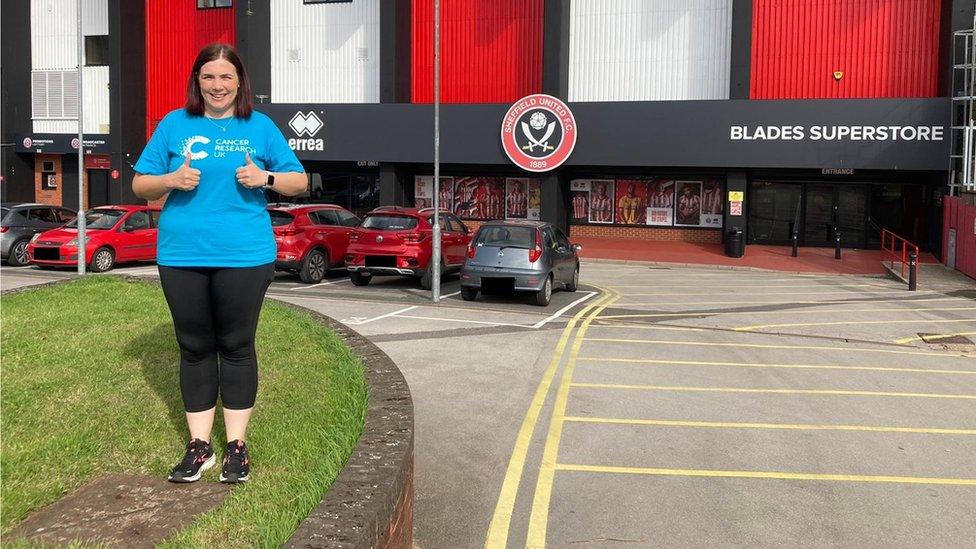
{"left": 361, "top": 215, "right": 418, "bottom": 231}
{"left": 475, "top": 226, "right": 535, "bottom": 248}
{"left": 269, "top": 210, "right": 295, "bottom": 227}
{"left": 66, "top": 209, "right": 125, "bottom": 230}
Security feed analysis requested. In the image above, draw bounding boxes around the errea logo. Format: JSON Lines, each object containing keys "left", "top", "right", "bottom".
{"left": 288, "top": 111, "right": 324, "bottom": 151}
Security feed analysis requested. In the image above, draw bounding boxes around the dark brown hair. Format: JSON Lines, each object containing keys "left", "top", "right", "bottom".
{"left": 185, "top": 43, "right": 253, "bottom": 118}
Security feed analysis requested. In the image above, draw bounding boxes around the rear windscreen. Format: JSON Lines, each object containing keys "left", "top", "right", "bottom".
{"left": 269, "top": 210, "right": 295, "bottom": 227}
{"left": 475, "top": 226, "right": 535, "bottom": 248}
{"left": 362, "top": 215, "right": 418, "bottom": 231}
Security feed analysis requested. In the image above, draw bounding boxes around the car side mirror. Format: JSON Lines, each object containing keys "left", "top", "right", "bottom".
{"left": 572, "top": 243, "right": 582, "bottom": 252}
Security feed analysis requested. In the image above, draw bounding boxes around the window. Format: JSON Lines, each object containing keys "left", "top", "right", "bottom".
{"left": 312, "top": 210, "right": 339, "bottom": 225}
{"left": 85, "top": 36, "right": 108, "bottom": 66}
{"left": 32, "top": 70, "right": 78, "bottom": 119}
{"left": 123, "top": 211, "right": 151, "bottom": 231}
{"left": 149, "top": 210, "right": 161, "bottom": 228}
{"left": 197, "top": 0, "right": 232, "bottom": 8}
{"left": 42, "top": 161, "right": 55, "bottom": 171}
{"left": 56, "top": 208, "right": 78, "bottom": 223}
{"left": 337, "top": 211, "right": 360, "bottom": 227}
{"left": 28, "top": 208, "right": 58, "bottom": 223}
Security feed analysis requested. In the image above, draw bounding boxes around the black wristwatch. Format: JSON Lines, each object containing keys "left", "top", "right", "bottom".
{"left": 265, "top": 173, "right": 275, "bottom": 189}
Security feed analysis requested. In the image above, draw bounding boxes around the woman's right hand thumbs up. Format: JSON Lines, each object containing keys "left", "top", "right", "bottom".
{"left": 167, "top": 152, "right": 202, "bottom": 191}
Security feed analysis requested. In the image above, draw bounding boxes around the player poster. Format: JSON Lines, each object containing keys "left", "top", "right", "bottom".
{"left": 570, "top": 179, "right": 590, "bottom": 222}
{"left": 505, "top": 177, "right": 529, "bottom": 219}
{"left": 453, "top": 176, "right": 504, "bottom": 220}
{"left": 674, "top": 181, "right": 703, "bottom": 226}
{"left": 646, "top": 179, "right": 674, "bottom": 226}
{"left": 615, "top": 179, "right": 647, "bottom": 225}
{"left": 414, "top": 176, "right": 453, "bottom": 210}
{"left": 700, "top": 179, "right": 724, "bottom": 227}
{"left": 527, "top": 179, "right": 541, "bottom": 220}
{"left": 588, "top": 179, "right": 615, "bottom": 224}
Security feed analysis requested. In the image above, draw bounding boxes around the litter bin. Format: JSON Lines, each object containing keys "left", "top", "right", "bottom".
{"left": 725, "top": 227, "right": 744, "bottom": 258}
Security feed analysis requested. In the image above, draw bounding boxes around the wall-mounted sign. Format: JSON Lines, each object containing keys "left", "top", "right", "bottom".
{"left": 822, "top": 168, "right": 854, "bottom": 175}
{"left": 15, "top": 133, "right": 110, "bottom": 154}
{"left": 85, "top": 154, "right": 111, "bottom": 170}
{"left": 501, "top": 94, "right": 577, "bottom": 173}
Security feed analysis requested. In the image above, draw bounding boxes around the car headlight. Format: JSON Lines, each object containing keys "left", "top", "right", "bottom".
{"left": 30, "top": 233, "right": 41, "bottom": 243}
{"left": 65, "top": 237, "right": 91, "bottom": 247}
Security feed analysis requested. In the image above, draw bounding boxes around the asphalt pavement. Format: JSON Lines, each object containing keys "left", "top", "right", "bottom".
{"left": 2, "top": 261, "right": 975, "bottom": 548}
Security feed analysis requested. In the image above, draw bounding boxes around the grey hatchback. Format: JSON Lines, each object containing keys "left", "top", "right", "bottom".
{"left": 1, "top": 203, "right": 77, "bottom": 266}
{"left": 459, "top": 221, "right": 581, "bottom": 306}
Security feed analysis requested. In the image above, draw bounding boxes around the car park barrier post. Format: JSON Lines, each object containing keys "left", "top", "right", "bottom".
{"left": 908, "top": 251, "right": 918, "bottom": 291}
{"left": 834, "top": 229, "right": 841, "bottom": 260}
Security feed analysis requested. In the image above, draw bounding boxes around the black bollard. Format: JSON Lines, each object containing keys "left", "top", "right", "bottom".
{"left": 791, "top": 231, "right": 798, "bottom": 257}
{"left": 908, "top": 251, "right": 918, "bottom": 291}
{"left": 834, "top": 230, "right": 841, "bottom": 260}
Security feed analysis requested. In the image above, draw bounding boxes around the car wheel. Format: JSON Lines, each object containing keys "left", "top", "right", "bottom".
{"left": 299, "top": 249, "right": 327, "bottom": 284}
{"left": 7, "top": 239, "right": 30, "bottom": 266}
{"left": 460, "top": 286, "right": 478, "bottom": 301}
{"left": 533, "top": 275, "right": 553, "bottom": 306}
{"left": 350, "top": 271, "right": 371, "bottom": 286}
{"left": 420, "top": 260, "right": 444, "bottom": 291}
{"left": 566, "top": 264, "right": 579, "bottom": 292}
{"left": 90, "top": 247, "right": 115, "bottom": 273}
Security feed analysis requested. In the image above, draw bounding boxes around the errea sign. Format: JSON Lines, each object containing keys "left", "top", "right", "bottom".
{"left": 288, "top": 111, "right": 324, "bottom": 151}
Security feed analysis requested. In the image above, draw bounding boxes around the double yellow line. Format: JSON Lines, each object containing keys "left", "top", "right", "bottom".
{"left": 484, "top": 286, "right": 619, "bottom": 549}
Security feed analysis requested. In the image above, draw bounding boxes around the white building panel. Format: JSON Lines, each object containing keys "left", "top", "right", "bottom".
{"left": 568, "top": 0, "right": 732, "bottom": 102}
{"left": 82, "top": 0, "right": 108, "bottom": 36}
{"left": 271, "top": 0, "right": 380, "bottom": 103}
{"left": 31, "top": 0, "right": 110, "bottom": 133}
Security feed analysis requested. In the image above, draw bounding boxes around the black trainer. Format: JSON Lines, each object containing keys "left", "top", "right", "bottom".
{"left": 167, "top": 438, "right": 216, "bottom": 483}
{"left": 220, "top": 440, "right": 250, "bottom": 483}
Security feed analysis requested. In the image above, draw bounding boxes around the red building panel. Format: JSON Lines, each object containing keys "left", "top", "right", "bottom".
{"left": 411, "top": 0, "right": 543, "bottom": 103}
{"left": 145, "top": 0, "right": 235, "bottom": 138}
{"left": 751, "top": 0, "right": 941, "bottom": 99}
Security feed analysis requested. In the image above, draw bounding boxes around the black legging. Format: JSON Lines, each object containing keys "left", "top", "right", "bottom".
{"left": 158, "top": 263, "right": 275, "bottom": 412}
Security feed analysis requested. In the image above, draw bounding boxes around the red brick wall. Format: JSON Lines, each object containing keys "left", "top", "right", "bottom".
{"left": 378, "top": 456, "right": 414, "bottom": 549}
{"left": 570, "top": 224, "right": 721, "bottom": 244}
{"left": 34, "top": 155, "right": 62, "bottom": 206}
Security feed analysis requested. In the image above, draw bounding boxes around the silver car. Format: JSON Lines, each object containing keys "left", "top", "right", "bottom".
{"left": 1, "top": 203, "right": 77, "bottom": 266}
{"left": 459, "top": 221, "right": 581, "bottom": 306}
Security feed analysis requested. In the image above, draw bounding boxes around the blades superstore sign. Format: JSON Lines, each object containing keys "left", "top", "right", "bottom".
{"left": 501, "top": 94, "right": 577, "bottom": 173}
{"left": 287, "top": 111, "right": 324, "bottom": 151}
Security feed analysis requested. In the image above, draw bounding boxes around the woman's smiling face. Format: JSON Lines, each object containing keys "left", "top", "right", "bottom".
{"left": 198, "top": 58, "right": 238, "bottom": 117}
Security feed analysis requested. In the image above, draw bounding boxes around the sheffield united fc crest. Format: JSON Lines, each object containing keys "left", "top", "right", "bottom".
{"left": 501, "top": 94, "right": 577, "bottom": 173}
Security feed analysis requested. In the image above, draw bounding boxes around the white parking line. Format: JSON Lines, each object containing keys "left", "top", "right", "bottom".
{"left": 530, "top": 291, "right": 597, "bottom": 329}
{"left": 288, "top": 278, "right": 350, "bottom": 290}
{"left": 342, "top": 305, "right": 418, "bottom": 325}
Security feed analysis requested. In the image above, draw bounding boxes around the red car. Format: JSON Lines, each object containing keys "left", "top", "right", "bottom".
{"left": 27, "top": 205, "right": 161, "bottom": 272}
{"left": 269, "top": 203, "right": 360, "bottom": 284}
{"left": 344, "top": 206, "right": 471, "bottom": 289}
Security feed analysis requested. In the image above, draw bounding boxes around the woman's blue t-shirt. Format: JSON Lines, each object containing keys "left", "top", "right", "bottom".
{"left": 134, "top": 109, "right": 303, "bottom": 268}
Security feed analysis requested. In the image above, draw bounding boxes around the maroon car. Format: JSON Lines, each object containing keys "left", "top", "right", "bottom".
{"left": 344, "top": 206, "right": 471, "bottom": 289}
{"left": 269, "top": 203, "right": 360, "bottom": 284}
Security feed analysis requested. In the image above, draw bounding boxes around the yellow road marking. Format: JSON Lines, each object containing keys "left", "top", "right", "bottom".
{"left": 577, "top": 356, "right": 976, "bottom": 375}
{"left": 563, "top": 416, "right": 976, "bottom": 435}
{"left": 582, "top": 337, "right": 971, "bottom": 358}
{"left": 894, "top": 332, "right": 976, "bottom": 345}
{"left": 526, "top": 289, "right": 621, "bottom": 548}
{"left": 554, "top": 463, "right": 976, "bottom": 486}
{"left": 484, "top": 288, "right": 612, "bottom": 548}
{"left": 598, "top": 307, "right": 976, "bottom": 320}
{"left": 737, "top": 318, "right": 976, "bottom": 332}
{"left": 571, "top": 383, "right": 976, "bottom": 399}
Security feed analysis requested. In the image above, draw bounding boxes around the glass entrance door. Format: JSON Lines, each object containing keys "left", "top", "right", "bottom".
{"left": 748, "top": 181, "right": 801, "bottom": 244}
{"left": 802, "top": 184, "right": 868, "bottom": 248}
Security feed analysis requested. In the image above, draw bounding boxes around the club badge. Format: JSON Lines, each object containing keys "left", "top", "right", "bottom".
{"left": 501, "top": 94, "right": 577, "bottom": 173}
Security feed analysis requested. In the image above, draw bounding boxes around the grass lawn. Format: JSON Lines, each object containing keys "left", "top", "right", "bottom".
{"left": 1, "top": 276, "right": 367, "bottom": 547}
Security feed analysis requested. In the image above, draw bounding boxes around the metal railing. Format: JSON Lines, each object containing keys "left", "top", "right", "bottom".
{"left": 881, "top": 229, "right": 920, "bottom": 287}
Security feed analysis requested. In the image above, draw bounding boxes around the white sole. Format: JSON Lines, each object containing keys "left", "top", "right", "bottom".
{"left": 219, "top": 471, "right": 250, "bottom": 483}
{"left": 168, "top": 452, "right": 216, "bottom": 483}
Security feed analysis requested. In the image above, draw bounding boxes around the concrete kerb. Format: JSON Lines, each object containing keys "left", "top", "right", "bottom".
{"left": 581, "top": 256, "right": 891, "bottom": 277}
{"left": 2, "top": 276, "right": 416, "bottom": 549}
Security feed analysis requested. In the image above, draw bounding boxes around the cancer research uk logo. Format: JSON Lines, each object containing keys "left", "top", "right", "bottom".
{"left": 288, "top": 111, "right": 324, "bottom": 151}
{"left": 501, "top": 94, "right": 577, "bottom": 173}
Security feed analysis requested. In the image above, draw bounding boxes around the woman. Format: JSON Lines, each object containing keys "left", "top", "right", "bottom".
{"left": 132, "top": 43, "right": 307, "bottom": 484}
